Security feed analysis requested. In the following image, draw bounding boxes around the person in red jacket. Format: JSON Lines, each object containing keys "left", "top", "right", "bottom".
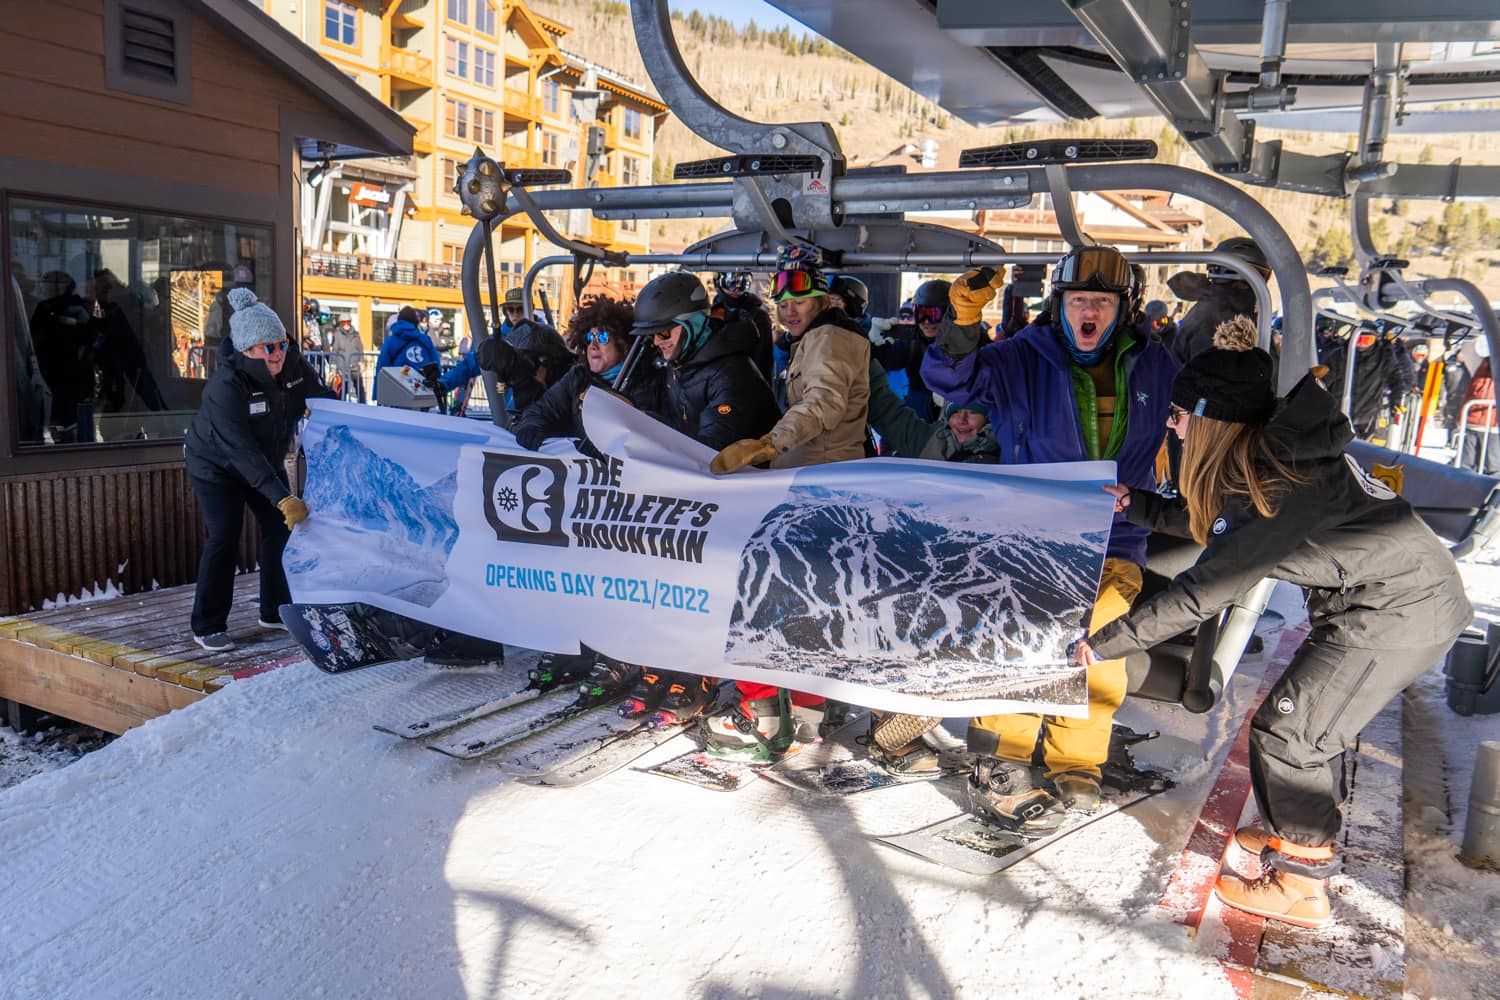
{"left": 1460, "top": 340, "right": 1498, "bottom": 474}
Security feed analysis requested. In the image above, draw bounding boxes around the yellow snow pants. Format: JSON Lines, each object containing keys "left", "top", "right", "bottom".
{"left": 968, "top": 558, "right": 1142, "bottom": 779}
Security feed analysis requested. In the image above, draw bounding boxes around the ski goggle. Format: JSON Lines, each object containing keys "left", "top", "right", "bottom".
{"left": 1052, "top": 246, "right": 1133, "bottom": 292}
{"left": 913, "top": 305, "right": 945, "bottom": 327}
{"left": 772, "top": 269, "right": 827, "bottom": 302}
{"left": 583, "top": 330, "right": 612, "bottom": 346}
{"left": 1356, "top": 334, "right": 1377, "bottom": 349}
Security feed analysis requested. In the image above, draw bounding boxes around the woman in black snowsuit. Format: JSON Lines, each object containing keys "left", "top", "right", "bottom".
{"left": 1077, "top": 317, "right": 1471, "bottom": 928}
{"left": 510, "top": 296, "right": 673, "bottom": 454}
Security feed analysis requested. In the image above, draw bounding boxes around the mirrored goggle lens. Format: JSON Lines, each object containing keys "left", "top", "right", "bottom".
{"left": 1054, "top": 246, "right": 1133, "bottom": 289}
{"left": 914, "top": 306, "right": 945, "bottom": 326}
{"left": 259, "top": 340, "right": 289, "bottom": 355}
{"left": 773, "top": 270, "right": 822, "bottom": 300}
{"left": 584, "top": 330, "right": 611, "bottom": 346}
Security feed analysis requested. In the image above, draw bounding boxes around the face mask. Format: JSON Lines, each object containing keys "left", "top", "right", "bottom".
{"left": 1059, "top": 313, "right": 1119, "bottom": 366}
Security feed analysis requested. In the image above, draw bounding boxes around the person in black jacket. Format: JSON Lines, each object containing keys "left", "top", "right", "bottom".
{"left": 712, "top": 271, "right": 775, "bottom": 385}
{"left": 1321, "top": 323, "right": 1416, "bottom": 439}
{"left": 631, "top": 272, "right": 780, "bottom": 452}
{"left": 184, "top": 288, "right": 336, "bottom": 651}
{"left": 511, "top": 296, "right": 674, "bottom": 455}
{"left": 476, "top": 316, "right": 573, "bottom": 421}
{"left": 1076, "top": 317, "right": 1470, "bottom": 929}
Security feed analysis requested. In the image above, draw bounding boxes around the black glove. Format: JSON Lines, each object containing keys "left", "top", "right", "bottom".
{"left": 476, "top": 337, "right": 518, "bottom": 377}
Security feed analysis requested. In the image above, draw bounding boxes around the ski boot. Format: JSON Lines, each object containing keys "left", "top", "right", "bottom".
{"left": 618, "top": 669, "right": 672, "bottom": 719}
{"left": 965, "top": 757, "right": 1065, "bottom": 835}
{"left": 528, "top": 651, "right": 595, "bottom": 692}
{"left": 701, "top": 690, "right": 823, "bottom": 762}
{"left": 649, "top": 673, "right": 718, "bottom": 728}
{"left": 576, "top": 656, "right": 640, "bottom": 708}
{"left": 422, "top": 629, "right": 506, "bottom": 668}
{"left": 866, "top": 712, "right": 944, "bottom": 776}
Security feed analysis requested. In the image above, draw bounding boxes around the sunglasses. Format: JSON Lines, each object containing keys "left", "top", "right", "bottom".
{"left": 502, "top": 304, "right": 525, "bottom": 314}
{"left": 772, "top": 269, "right": 826, "bottom": 301}
{"left": 252, "top": 340, "right": 289, "bottom": 356}
{"left": 913, "top": 305, "right": 945, "bottom": 326}
{"left": 1167, "top": 404, "right": 1190, "bottom": 422}
{"left": 584, "top": 330, "right": 612, "bottom": 346}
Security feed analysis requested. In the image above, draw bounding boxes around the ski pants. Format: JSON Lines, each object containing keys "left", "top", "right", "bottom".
{"left": 734, "top": 681, "right": 825, "bottom": 708}
{"left": 968, "top": 558, "right": 1142, "bottom": 778}
{"left": 190, "top": 474, "right": 291, "bottom": 636}
{"left": 1250, "top": 629, "right": 1453, "bottom": 853}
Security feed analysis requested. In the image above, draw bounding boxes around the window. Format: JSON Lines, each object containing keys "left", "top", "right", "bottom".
{"left": 444, "top": 97, "right": 470, "bottom": 139}
{"left": 8, "top": 196, "right": 272, "bottom": 447}
{"left": 621, "top": 156, "right": 640, "bottom": 186}
{"left": 442, "top": 244, "right": 466, "bottom": 266}
{"left": 444, "top": 36, "right": 468, "bottom": 79}
{"left": 472, "top": 107, "right": 495, "bottom": 145}
{"left": 475, "top": 0, "right": 496, "bottom": 35}
{"left": 446, "top": 0, "right": 468, "bottom": 26}
{"left": 624, "top": 107, "right": 643, "bottom": 141}
{"left": 540, "top": 132, "right": 560, "bottom": 166}
{"left": 441, "top": 157, "right": 463, "bottom": 196}
{"left": 323, "top": 0, "right": 357, "bottom": 47}
{"left": 473, "top": 47, "right": 495, "bottom": 87}
{"left": 543, "top": 78, "right": 560, "bottom": 115}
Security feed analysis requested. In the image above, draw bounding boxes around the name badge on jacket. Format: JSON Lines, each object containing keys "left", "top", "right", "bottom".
{"left": 249, "top": 399, "right": 268, "bottom": 415}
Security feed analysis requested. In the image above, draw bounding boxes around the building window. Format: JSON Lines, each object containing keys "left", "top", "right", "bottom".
{"left": 446, "top": 0, "right": 468, "bottom": 26}
{"left": 540, "top": 132, "right": 560, "bottom": 166}
{"left": 323, "top": 0, "right": 357, "bottom": 47}
{"left": 441, "top": 157, "right": 463, "bottom": 196}
{"left": 621, "top": 156, "right": 640, "bottom": 186}
{"left": 444, "top": 36, "right": 469, "bottom": 79}
{"left": 472, "top": 107, "right": 495, "bottom": 145}
{"left": 624, "top": 107, "right": 643, "bottom": 140}
{"left": 8, "top": 195, "right": 272, "bottom": 447}
{"left": 444, "top": 97, "right": 470, "bottom": 139}
{"left": 442, "top": 243, "right": 465, "bottom": 266}
{"left": 475, "top": 0, "right": 496, "bottom": 35}
{"left": 473, "top": 47, "right": 495, "bottom": 87}
{"left": 543, "top": 78, "right": 560, "bottom": 115}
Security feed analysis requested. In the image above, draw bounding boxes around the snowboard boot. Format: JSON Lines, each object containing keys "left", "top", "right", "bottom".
{"left": 866, "top": 712, "right": 943, "bottom": 775}
{"left": 869, "top": 737, "right": 942, "bottom": 776}
{"left": 422, "top": 630, "right": 506, "bottom": 668}
{"left": 528, "top": 652, "right": 595, "bottom": 692}
{"left": 576, "top": 657, "right": 640, "bottom": 707}
{"left": 618, "top": 669, "right": 671, "bottom": 719}
{"left": 650, "top": 673, "right": 718, "bottom": 727}
{"left": 701, "top": 693, "right": 824, "bottom": 761}
{"left": 965, "top": 757, "right": 1065, "bottom": 834}
{"left": 1052, "top": 771, "right": 1103, "bottom": 812}
{"left": 1213, "top": 869, "right": 1332, "bottom": 928}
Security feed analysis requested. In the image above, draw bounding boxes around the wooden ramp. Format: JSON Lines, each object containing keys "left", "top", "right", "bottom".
{"left": 0, "top": 574, "right": 307, "bottom": 735}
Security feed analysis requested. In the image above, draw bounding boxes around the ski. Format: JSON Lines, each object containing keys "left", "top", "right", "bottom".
{"left": 426, "top": 683, "right": 626, "bottom": 761}
{"left": 637, "top": 708, "right": 868, "bottom": 793}
{"left": 371, "top": 661, "right": 543, "bottom": 740}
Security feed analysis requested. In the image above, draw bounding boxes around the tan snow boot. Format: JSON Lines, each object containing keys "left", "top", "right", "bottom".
{"left": 1233, "top": 826, "right": 1270, "bottom": 856}
{"left": 1213, "top": 869, "right": 1332, "bottom": 928}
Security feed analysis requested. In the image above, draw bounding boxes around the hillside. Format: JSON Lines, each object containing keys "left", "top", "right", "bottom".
{"left": 537, "top": 1, "right": 1500, "bottom": 299}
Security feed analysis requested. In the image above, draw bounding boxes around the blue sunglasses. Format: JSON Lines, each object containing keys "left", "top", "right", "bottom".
{"left": 584, "top": 330, "right": 612, "bottom": 346}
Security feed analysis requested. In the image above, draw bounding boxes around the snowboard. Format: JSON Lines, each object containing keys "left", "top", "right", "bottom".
{"left": 757, "top": 717, "right": 962, "bottom": 796}
{"left": 637, "top": 708, "right": 868, "bottom": 793}
{"left": 280, "top": 602, "right": 410, "bottom": 674}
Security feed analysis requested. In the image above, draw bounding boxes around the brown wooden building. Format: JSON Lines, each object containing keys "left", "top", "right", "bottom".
{"left": 1, "top": 0, "right": 413, "bottom": 621}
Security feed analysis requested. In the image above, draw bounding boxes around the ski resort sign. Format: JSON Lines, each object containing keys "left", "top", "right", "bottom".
{"left": 286, "top": 394, "right": 1118, "bottom": 717}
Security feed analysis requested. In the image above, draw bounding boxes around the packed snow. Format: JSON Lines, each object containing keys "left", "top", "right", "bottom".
{"left": 1, "top": 570, "right": 1498, "bottom": 998}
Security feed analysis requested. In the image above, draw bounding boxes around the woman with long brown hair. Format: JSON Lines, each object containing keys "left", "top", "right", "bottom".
{"left": 1077, "top": 317, "right": 1471, "bottom": 927}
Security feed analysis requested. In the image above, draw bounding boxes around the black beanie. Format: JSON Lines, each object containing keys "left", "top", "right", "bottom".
{"left": 1170, "top": 316, "right": 1276, "bottom": 424}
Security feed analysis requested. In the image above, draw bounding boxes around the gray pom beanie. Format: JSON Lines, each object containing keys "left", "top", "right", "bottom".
{"left": 227, "top": 287, "right": 287, "bottom": 352}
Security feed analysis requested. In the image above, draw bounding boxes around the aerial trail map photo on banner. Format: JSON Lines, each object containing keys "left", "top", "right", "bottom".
{"left": 285, "top": 393, "right": 1118, "bottom": 717}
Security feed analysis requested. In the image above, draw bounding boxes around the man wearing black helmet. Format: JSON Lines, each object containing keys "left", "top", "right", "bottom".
{"left": 892, "top": 279, "right": 952, "bottom": 421}
{"left": 919, "top": 245, "right": 1180, "bottom": 830}
{"left": 1169, "top": 236, "right": 1271, "bottom": 363}
{"left": 713, "top": 271, "right": 775, "bottom": 384}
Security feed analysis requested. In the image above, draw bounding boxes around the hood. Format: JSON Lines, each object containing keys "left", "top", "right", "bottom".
{"left": 678, "top": 316, "right": 762, "bottom": 369}
{"left": 714, "top": 291, "right": 766, "bottom": 313}
{"left": 1262, "top": 372, "right": 1353, "bottom": 464}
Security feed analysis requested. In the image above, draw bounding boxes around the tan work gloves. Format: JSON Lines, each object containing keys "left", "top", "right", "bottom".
{"left": 710, "top": 434, "right": 777, "bottom": 475}
{"left": 948, "top": 268, "right": 1006, "bottom": 326}
{"left": 278, "top": 495, "right": 309, "bottom": 529}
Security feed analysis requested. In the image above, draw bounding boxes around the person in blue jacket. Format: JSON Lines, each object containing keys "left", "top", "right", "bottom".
{"left": 373, "top": 305, "right": 439, "bottom": 400}
{"left": 917, "top": 245, "right": 1181, "bottom": 830}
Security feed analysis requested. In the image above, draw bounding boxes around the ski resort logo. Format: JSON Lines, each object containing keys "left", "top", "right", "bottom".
{"left": 480, "top": 452, "right": 570, "bottom": 548}
{"left": 1211, "top": 517, "right": 1227, "bottom": 535}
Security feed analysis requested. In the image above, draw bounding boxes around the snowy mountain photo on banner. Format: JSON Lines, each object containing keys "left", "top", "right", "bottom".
{"left": 287, "top": 395, "right": 1116, "bottom": 717}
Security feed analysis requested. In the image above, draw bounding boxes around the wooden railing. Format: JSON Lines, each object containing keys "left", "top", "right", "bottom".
{"left": 380, "top": 47, "right": 433, "bottom": 85}
{"left": 303, "top": 250, "right": 463, "bottom": 290}
{"left": 502, "top": 88, "right": 539, "bottom": 119}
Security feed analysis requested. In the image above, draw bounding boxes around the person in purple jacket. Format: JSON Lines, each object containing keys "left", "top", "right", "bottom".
{"left": 918, "top": 245, "right": 1181, "bottom": 831}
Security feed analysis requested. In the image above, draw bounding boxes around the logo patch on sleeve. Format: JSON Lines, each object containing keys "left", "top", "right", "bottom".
{"left": 1211, "top": 517, "right": 1227, "bottom": 535}
{"left": 716, "top": 404, "right": 732, "bottom": 415}
{"left": 1345, "top": 454, "right": 1399, "bottom": 500}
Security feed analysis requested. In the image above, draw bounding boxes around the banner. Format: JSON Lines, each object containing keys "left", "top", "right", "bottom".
{"left": 286, "top": 394, "right": 1118, "bottom": 717}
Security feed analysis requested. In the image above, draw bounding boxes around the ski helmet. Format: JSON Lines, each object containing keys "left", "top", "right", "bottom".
{"left": 910, "top": 279, "right": 951, "bottom": 326}
{"left": 715, "top": 271, "right": 752, "bottom": 295}
{"left": 828, "top": 275, "right": 869, "bottom": 320}
{"left": 1208, "top": 237, "right": 1271, "bottom": 283}
{"left": 631, "top": 271, "right": 709, "bottom": 336}
{"left": 1048, "top": 245, "right": 1138, "bottom": 322}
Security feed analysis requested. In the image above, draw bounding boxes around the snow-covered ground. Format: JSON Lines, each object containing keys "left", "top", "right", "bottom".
{"left": 1, "top": 571, "right": 1498, "bottom": 998}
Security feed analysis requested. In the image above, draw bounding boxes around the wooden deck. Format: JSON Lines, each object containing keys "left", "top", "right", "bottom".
{"left": 0, "top": 573, "right": 306, "bottom": 734}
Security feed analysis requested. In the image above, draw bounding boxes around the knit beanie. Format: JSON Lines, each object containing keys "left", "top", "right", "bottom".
{"left": 226, "top": 287, "right": 287, "bottom": 353}
{"left": 1170, "top": 315, "right": 1276, "bottom": 424}
{"left": 943, "top": 400, "right": 990, "bottom": 421}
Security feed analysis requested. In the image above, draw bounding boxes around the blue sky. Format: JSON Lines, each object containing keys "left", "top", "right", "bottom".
{"left": 669, "top": 0, "right": 806, "bottom": 33}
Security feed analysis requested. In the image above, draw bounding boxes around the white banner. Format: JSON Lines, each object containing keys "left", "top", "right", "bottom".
{"left": 286, "top": 394, "right": 1118, "bottom": 717}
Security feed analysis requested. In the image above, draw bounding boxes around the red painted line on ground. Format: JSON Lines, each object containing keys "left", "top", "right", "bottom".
{"left": 231, "top": 653, "right": 308, "bottom": 680}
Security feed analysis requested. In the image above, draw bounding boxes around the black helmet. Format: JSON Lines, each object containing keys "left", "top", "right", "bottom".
{"left": 715, "top": 271, "right": 752, "bottom": 294}
{"left": 1208, "top": 236, "right": 1271, "bottom": 283}
{"left": 303, "top": 297, "right": 320, "bottom": 314}
{"left": 828, "top": 274, "right": 869, "bottom": 320}
{"left": 912, "top": 279, "right": 951, "bottom": 310}
{"left": 1048, "top": 245, "right": 1139, "bottom": 320}
{"left": 632, "top": 271, "right": 709, "bottom": 336}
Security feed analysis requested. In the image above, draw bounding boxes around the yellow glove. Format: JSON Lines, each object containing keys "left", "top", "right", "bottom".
{"left": 278, "top": 495, "right": 309, "bottom": 529}
{"left": 948, "top": 269, "right": 1005, "bottom": 326}
{"left": 710, "top": 435, "right": 778, "bottom": 475}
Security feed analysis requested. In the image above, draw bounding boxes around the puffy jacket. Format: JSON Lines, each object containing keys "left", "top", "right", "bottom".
{"left": 713, "top": 292, "right": 775, "bottom": 385}
{"left": 1092, "top": 373, "right": 1472, "bottom": 657}
{"left": 770, "top": 308, "right": 871, "bottom": 468}
{"left": 1462, "top": 359, "right": 1496, "bottom": 429}
{"left": 373, "top": 320, "right": 439, "bottom": 399}
{"left": 514, "top": 361, "right": 674, "bottom": 452}
{"left": 185, "top": 346, "right": 336, "bottom": 503}
{"left": 921, "top": 319, "right": 1180, "bottom": 565}
{"left": 665, "top": 317, "right": 780, "bottom": 451}
{"left": 919, "top": 423, "right": 1000, "bottom": 463}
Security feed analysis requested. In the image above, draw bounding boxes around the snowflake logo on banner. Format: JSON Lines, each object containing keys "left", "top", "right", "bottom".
{"left": 494, "top": 486, "right": 519, "bottom": 513}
